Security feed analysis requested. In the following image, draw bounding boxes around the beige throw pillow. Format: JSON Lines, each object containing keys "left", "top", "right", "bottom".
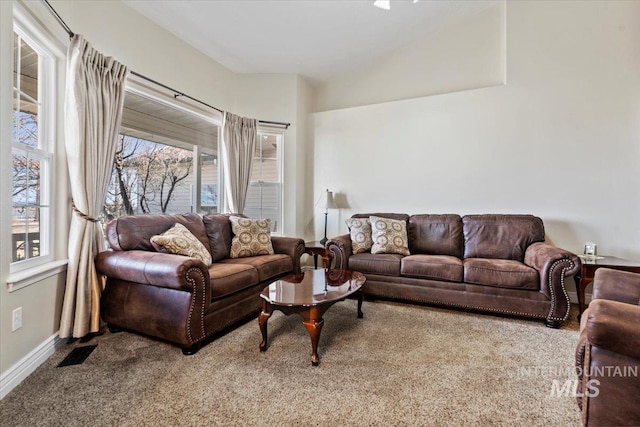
{"left": 150, "top": 223, "right": 212, "bottom": 265}
{"left": 229, "top": 216, "right": 274, "bottom": 258}
{"left": 345, "top": 218, "right": 373, "bottom": 254}
{"left": 370, "top": 215, "right": 410, "bottom": 256}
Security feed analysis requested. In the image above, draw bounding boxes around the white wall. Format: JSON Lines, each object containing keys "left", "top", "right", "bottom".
{"left": 315, "top": 3, "right": 506, "bottom": 112}
{"left": 311, "top": 0, "right": 640, "bottom": 259}
{"left": 0, "top": 0, "right": 70, "bottom": 386}
{"left": 54, "top": 0, "right": 238, "bottom": 111}
{"left": 233, "top": 72, "right": 313, "bottom": 237}
{"left": 295, "top": 76, "right": 314, "bottom": 238}
{"left": 1, "top": 0, "right": 19, "bottom": 379}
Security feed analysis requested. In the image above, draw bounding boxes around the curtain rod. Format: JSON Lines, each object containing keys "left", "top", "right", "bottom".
{"left": 39, "top": 0, "right": 291, "bottom": 129}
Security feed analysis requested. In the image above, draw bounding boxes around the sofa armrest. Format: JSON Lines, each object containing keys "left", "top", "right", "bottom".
{"left": 524, "top": 242, "right": 581, "bottom": 322}
{"left": 97, "top": 249, "right": 212, "bottom": 347}
{"left": 593, "top": 268, "right": 640, "bottom": 305}
{"left": 95, "top": 250, "right": 210, "bottom": 294}
{"left": 326, "top": 234, "right": 352, "bottom": 270}
{"left": 271, "top": 236, "right": 305, "bottom": 274}
{"left": 586, "top": 299, "right": 640, "bottom": 360}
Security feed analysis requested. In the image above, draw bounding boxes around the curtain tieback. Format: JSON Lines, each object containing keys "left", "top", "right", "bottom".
{"left": 71, "top": 201, "right": 100, "bottom": 223}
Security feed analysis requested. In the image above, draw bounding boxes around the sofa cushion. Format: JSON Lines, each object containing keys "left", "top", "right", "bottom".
{"left": 346, "top": 217, "right": 373, "bottom": 254}
{"left": 401, "top": 255, "right": 463, "bottom": 283}
{"left": 106, "top": 213, "right": 211, "bottom": 253}
{"left": 208, "top": 263, "right": 260, "bottom": 300}
{"left": 370, "top": 216, "right": 410, "bottom": 256}
{"left": 463, "top": 258, "right": 539, "bottom": 290}
{"left": 229, "top": 217, "right": 274, "bottom": 258}
{"left": 349, "top": 253, "right": 403, "bottom": 276}
{"left": 408, "top": 214, "right": 463, "bottom": 258}
{"left": 219, "top": 254, "right": 292, "bottom": 282}
{"left": 203, "top": 213, "right": 235, "bottom": 261}
{"left": 463, "top": 215, "right": 545, "bottom": 262}
{"left": 150, "top": 223, "right": 212, "bottom": 265}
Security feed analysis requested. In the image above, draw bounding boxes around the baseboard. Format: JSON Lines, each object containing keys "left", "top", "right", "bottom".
{"left": 0, "top": 333, "right": 64, "bottom": 400}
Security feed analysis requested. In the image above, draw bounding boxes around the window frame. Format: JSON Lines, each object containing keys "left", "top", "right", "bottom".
{"left": 108, "top": 82, "right": 223, "bottom": 217}
{"left": 245, "top": 129, "right": 284, "bottom": 235}
{"left": 9, "top": 13, "right": 57, "bottom": 274}
{"left": 195, "top": 147, "right": 221, "bottom": 215}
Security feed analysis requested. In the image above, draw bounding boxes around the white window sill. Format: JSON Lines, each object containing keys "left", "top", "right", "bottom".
{"left": 7, "top": 259, "right": 69, "bottom": 292}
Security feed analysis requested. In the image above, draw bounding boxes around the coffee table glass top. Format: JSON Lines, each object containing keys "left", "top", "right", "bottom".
{"left": 261, "top": 269, "right": 365, "bottom": 307}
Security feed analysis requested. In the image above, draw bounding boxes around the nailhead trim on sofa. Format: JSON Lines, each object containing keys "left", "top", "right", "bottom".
{"left": 186, "top": 267, "right": 207, "bottom": 345}
{"left": 547, "top": 259, "right": 574, "bottom": 322}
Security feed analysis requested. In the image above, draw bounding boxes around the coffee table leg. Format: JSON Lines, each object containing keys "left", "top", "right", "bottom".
{"left": 357, "top": 289, "right": 364, "bottom": 319}
{"left": 259, "top": 303, "right": 272, "bottom": 352}
{"left": 303, "top": 318, "right": 324, "bottom": 366}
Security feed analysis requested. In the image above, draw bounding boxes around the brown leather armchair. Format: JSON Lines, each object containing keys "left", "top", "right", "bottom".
{"left": 575, "top": 268, "right": 640, "bottom": 426}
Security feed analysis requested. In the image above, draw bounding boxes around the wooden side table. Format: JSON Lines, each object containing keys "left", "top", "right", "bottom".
{"left": 304, "top": 241, "right": 330, "bottom": 269}
{"left": 575, "top": 255, "right": 640, "bottom": 319}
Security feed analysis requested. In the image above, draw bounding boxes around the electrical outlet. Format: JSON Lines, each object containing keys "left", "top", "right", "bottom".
{"left": 12, "top": 307, "right": 22, "bottom": 332}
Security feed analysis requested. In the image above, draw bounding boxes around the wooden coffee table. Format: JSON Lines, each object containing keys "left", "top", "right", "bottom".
{"left": 259, "top": 269, "right": 366, "bottom": 366}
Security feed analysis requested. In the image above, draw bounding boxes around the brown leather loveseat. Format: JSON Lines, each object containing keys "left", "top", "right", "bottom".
{"left": 327, "top": 213, "right": 580, "bottom": 327}
{"left": 575, "top": 268, "right": 640, "bottom": 426}
{"left": 95, "top": 213, "right": 305, "bottom": 354}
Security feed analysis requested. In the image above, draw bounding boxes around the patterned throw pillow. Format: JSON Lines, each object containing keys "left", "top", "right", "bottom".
{"left": 150, "top": 223, "right": 212, "bottom": 265}
{"left": 370, "top": 215, "right": 410, "bottom": 256}
{"left": 229, "top": 216, "right": 274, "bottom": 258}
{"left": 345, "top": 218, "right": 373, "bottom": 254}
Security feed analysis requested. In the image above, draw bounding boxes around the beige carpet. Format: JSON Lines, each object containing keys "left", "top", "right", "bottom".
{"left": 1, "top": 300, "right": 582, "bottom": 426}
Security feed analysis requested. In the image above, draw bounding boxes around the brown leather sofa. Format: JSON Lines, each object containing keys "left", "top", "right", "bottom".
{"left": 95, "top": 213, "right": 305, "bottom": 354}
{"left": 575, "top": 268, "right": 640, "bottom": 426}
{"left": 327, "top": 213, "right": 580, "bottom": 327}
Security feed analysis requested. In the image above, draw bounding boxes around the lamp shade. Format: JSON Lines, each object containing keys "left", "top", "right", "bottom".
{"left": 319, "top": 189, "right": 338, "bottom": 210}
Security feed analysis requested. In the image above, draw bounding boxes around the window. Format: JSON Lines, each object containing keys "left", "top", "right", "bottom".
{"left": 105, "top": 135, "right": 194, "bottom": 217}
{"left": 11, "top": 24, "right": 54, "bottom": 268}
{"left": 103, "top": 89, "right": 285, "bottom": 234}
{"left": 104, "top": 89, "right": 220, "bottom": 220}
{"left": 200, "top": 153, "right": 219, "bottom": 213}
{"left": 244, "top": 132, "right": 283, "bottom": 234}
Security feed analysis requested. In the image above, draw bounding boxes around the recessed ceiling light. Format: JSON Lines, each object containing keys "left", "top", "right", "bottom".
{"left": 374, "top": 1, "right": 418, "bottom": 10}
{"left": 373, "top": 0, "right": 390, "bottom": 10}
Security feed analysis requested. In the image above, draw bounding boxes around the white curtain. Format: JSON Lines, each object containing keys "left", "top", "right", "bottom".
{"left": 220, "top": 112, "right": 257, "bottom": 214}
{"left": 59, "top": 35, "right": 128, "bottom": 338}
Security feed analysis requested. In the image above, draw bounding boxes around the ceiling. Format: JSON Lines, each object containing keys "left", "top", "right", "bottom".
{"left": 123, "top": 0, "right": 496, "bottom": 85}
{"left": 121, "top": 91, "right": 219, "bottom": 149}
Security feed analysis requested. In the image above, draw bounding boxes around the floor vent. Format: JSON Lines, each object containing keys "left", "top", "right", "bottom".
{"left": 57, "top": 345, "right": 97, "bottom": 367}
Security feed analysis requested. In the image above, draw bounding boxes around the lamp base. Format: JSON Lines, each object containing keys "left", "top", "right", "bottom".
{"left": 319, "top": 237, "right": 328, "bottom": 246}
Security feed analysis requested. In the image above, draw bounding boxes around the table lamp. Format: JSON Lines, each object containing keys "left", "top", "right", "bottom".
{"left": 319, "top": 189, "right": 338, "bottom": 245}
